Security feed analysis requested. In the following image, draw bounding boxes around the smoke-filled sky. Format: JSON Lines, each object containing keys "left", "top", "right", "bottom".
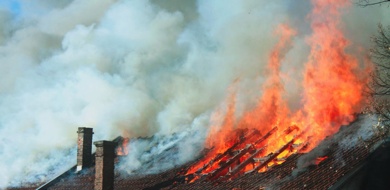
{"left": 0, "top": 0, "right": 389, "bottom": 188}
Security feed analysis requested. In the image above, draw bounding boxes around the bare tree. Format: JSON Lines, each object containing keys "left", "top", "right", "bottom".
{"left": 370, "top": 24, "right": 390, "bottom": 126}
{"left": 356, "top": 0, "right": 390, "bottom": 7}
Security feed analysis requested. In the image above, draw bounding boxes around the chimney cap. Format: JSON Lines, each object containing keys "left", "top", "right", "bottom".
{"left": 94, "top": 140, "right": 117, "bottom": 147}
{"left": 77, "top": 127, "right": 94, "bottom": 134}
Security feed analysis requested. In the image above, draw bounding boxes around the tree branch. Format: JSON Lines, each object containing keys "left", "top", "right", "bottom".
{"left": 356, "top": 0, "right": 390, "bottom": 7}
{"left": 369, "top": 24, "right": 390, "bottom": 127}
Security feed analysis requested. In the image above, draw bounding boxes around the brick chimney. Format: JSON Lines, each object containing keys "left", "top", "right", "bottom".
{"left": 94, "top": 140, "right": 117, "bottom": 190}
{"left": 76, "top": 127, "right": 94, "bottom": 172}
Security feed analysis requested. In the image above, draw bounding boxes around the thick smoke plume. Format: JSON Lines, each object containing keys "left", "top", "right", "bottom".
{"left": 0, "top": 0, "right": 389, "bottom": 188}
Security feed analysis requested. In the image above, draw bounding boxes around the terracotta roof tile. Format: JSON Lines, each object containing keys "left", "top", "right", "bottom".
{"left": 33, "top": 116, "right": 388, "bottom": 190}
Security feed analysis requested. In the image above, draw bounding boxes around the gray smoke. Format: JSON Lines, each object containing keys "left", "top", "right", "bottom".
{"left": 292, "top": 114, "right": 380, "bottom": 176}
{"left": 0, "top": 0, "right": 389, "bottom": 188}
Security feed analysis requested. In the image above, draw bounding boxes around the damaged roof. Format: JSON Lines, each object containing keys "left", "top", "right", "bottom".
{"left": 9, "top": 115, "right": 390, "bottom": 190}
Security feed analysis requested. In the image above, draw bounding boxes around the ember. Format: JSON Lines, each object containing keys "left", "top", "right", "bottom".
{"left": 315, "top": 156, "right": 328, "bottom": 165}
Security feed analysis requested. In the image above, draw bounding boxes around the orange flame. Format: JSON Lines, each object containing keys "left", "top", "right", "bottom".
{"left": 187, "top": 0, "right": 371, "bottom": 179}
{"left": 116, "top": 138, "right": 129, "bottom": 156}
{"left": 301, "top": 0, "right": 367, "bottom": 151}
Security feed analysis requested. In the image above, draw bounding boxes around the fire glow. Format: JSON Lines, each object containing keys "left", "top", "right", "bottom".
{"left": 185, "top": 0, "right": 370, "bottom": 182}
{"left": 116, "top": 138, "right": 130, "bottom": 156}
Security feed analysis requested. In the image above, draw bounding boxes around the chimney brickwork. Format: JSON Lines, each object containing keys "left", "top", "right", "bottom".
{"left": 94, "top": 140, "right": 117, "bottom": 190}
{"left": 76, "top": 127, "right": 94, "bottom": 171}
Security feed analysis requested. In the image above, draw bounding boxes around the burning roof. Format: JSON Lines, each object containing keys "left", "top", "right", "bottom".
{"left": 9, "top": 114, "right": 388, "bottom": 190}
{"left": 1, "top": 0, "right": 389, "bottom": 189}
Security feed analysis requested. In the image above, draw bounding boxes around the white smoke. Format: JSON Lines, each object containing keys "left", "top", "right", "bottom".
{"left": 117, "top": 114, "right": 208, "bottom": 175}
{"left": 288, "top": 114, "right": 389, "bottom": 181}
{"left": 293, "top": 115, "right": 377, "bottom": 172}
{"left": 0, "top": 0, "right": 389, "bottom": 188}
{"left": 338, "top": 115, "right": 380, "bottom": 149}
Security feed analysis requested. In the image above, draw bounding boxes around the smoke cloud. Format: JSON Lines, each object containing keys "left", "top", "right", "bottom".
{"left": 0, "top": 0, "right": 389, "bottom": 188}
{"left": 292, "top": 114, "right": 379, "bottom": 176}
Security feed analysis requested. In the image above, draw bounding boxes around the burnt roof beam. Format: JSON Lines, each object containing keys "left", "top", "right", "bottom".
{"left": 252, "top": 133, "right": 303, "bottom": 172}
{"left": 194, "top": 129, "right": 261, "bottom": 174}
{"left": 223, "top": 147, "right": 266, "bottom": 180}
{"left": 208, "top": 144, "right": 255, "bottom": 181}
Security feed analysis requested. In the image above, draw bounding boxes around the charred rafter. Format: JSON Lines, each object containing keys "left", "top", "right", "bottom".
{"left": 217, "top": 127, "right": 299, "bottom": 180}
{"left": 186, "top": 127, "right": 305, "bottom": 183}
{"left": 222, "top": 147, "right": 266, "bottom": 180}
{"left": 207, "top": 144, "right": 255, "bottom": 181}
{"left": 207, "top": 127, "right": 278, "bottom": 181}
{"left": 193, "top": 129, "right": 260, "bottom": 174}
{"left": 253, "top": 127, "right": 278, "bottom": 145}
{"left": 251, "top": 133, "right": 304, "bottom": 172}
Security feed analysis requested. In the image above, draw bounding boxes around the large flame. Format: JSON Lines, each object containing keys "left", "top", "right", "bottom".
{"left": 301, "top": 0, "right": 367, "bottom": 151}
{"left": 187, "top": 0, "right": 371, "bottom": 178}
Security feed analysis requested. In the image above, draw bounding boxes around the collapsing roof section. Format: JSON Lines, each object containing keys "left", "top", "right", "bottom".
{"left": 9, "top": 115, "right": 389, "bottom": 190}
{"left": 173, "top": 115, "right": 388, "bottom": 189}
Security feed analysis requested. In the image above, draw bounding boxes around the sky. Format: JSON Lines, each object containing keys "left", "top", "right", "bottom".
{"left": 0, "top": 0, "right": 20, "bottom": 14}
